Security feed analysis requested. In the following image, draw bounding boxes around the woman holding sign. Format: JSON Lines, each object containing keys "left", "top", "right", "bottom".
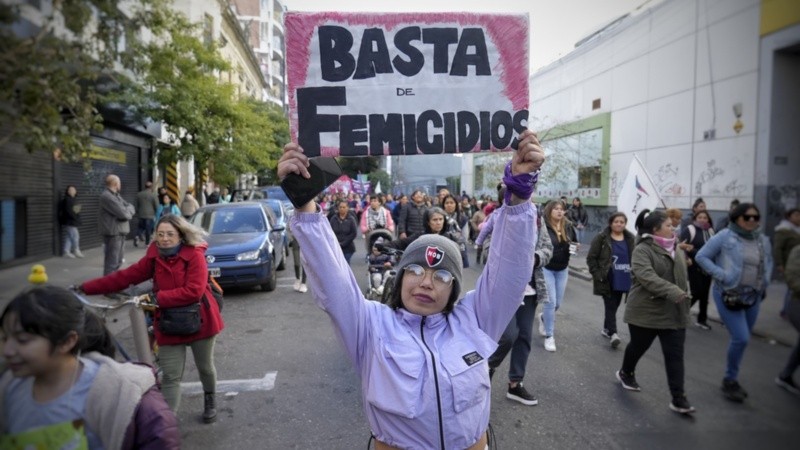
{"left": 280, "top": 130, "right": 544, "bottom": 450}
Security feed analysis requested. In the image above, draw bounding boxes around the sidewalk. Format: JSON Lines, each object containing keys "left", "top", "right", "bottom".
{"left": 0, "top": 241, "right": 148, "bottom": 309}
{"left": 567, "top": 246, "right": 796, "bottom": 347}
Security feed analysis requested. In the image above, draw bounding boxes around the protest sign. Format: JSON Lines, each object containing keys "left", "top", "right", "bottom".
{"left": 285, "top": 12, "right": 529, "bottom": 157}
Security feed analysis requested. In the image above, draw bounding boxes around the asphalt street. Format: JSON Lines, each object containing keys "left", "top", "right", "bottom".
{"left": 2, "top": 237, "right": 799, "bottom": 449}
{"left": 156, "top": 242, "right": 799, "bottom": 450}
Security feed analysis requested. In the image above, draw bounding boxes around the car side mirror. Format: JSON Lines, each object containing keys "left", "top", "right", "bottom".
{"left": 271, "top": 225, "right": 285, "bottom": 233}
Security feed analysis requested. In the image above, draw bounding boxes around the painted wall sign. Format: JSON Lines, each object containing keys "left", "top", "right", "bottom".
{"left": 285, "top": 12, "right": 529, "bottom": 157}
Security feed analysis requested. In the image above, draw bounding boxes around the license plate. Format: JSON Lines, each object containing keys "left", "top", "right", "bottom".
{"left": 209, "top": 267, "right": 221, "bottom": 278}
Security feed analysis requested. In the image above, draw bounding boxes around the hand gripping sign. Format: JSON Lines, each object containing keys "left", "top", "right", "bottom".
{"left": 286, "top": 12, "right": 529, "bottom": 157}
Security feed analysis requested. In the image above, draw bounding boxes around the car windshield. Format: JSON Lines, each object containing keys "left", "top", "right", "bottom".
{"left": 265, "top": 187, "right": 289, "bottom": 202}
{"left": 195, "top": 208, "right": 266, "bottom": 234}
{"left": 266, "top": 201, "right": 283, "bottom": 219}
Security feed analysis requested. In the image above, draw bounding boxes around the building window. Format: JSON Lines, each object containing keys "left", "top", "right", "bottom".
{"left": 203, "top": 14, "right": 214, "bottom": 47}
{"left": 536, "top": 127, "right": 604, "bottom": 200}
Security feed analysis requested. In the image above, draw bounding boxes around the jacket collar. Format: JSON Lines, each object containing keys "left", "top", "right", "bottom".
{"left": 398, "top": 308, "right": 446, "bottom": 329}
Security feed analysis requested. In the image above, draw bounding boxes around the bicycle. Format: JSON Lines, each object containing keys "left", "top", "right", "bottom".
{"left": 71, "top": 289, "right": 158, "bottom": 366}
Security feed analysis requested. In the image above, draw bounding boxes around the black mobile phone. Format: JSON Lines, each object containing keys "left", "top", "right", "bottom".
{"left": 280, "top": 157, "right": 342, "bottom": 208}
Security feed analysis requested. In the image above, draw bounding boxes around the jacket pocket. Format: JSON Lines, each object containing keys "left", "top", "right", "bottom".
{"left": 439, "top": 337, "right": 493, "bottom": 413}
{"left": 366, "top": 340, "right": 424, "bottom": 418}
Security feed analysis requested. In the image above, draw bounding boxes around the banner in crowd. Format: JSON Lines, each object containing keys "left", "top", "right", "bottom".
{"left": 617, "top": 156, "right": 661, "bottom": 234}
{"left": 285, "top": 12, "right": 530, "bottom": 157}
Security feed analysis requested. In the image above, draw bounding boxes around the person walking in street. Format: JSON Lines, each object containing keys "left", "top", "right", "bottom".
{"left": 134, "top": 181, "right": 158, "bottom": 248}
{"left": 488, "top": 213, "right": 552, "bottom": 406}
{"left": 98, "top": 175, "right": 135, "bottom": 275}
{"left": 398, "top": 189, "right": 428, "bottom": 239}
{"left": 567, "top": 197, "right": 589, "bottom": 244}
{"left": 538, "top": 200, "right": 577, "bottom": 352}
{"left": 79, "top": 214, "right": 224, "bottom": 422}
{"left": 680, "top": 209, "right": 715, "bottom": 330}
{"left": 180, "top": 189, "right": 200, "bottom": 219}
{"left": 586, "top": 212, "right": 635, "bottom": 349}
{"left": 59, "top": 185, "right": 84, "bottom": 258}
{"left": 715, "top": 199, "right": 740, "bottom": 233}
{"left": 681, "top": 197, "right": 706, "bottom": 229}
{"left": 155, "top": 194, "right": 180, "bottom": 221}
{"left": 696, "top": 203, "right": 773, "bottom": 403}
{"left": 278, "top": 128, "right": 544, "bottom": 450}
{"left": 0, "top": 285, "right": 180, "bottom": 449}
{"left": 360, "top": 194, "right": 395, "bottom": 235}
{"left": 616, "top": 209, "right": 695, "bottom": 415}
{"left": 442, "top": 194, "right": 470, "bottom": 268}
{"left": 776, "top": 245, "right": 800, "bottom": 395}
{"left": 287, "top": 222, "right": 308, "bottom": 293}
{"left": 773, "top": 208, "right": 800, "bottom": 319}
{"left": 330, "top": 200, "right": 358, "bottom": 264}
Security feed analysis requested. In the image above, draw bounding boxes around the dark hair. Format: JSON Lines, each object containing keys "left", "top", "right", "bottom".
{"left": 692, "top": 209, "right": 714, "bottom": 227}
{"left": 729, "top": 203, "right": 760, "bottom": 223}
{"left": 729, "top": 199, "right": 740, "bottom": 209}
{"left": 692, "top": 197, "right": 705, "bottom": 210}
{"left": 785, "top": 208, "right": 800, "bottom": 219}
{"left": 635, "top": 209, "right": 669, "bottom": 236}
{"left": 607, "top": 212, "right": 628, "bottom": 227}
{"left": 441, "top": 194, "right": 461, "bottom": 212}
{"left": 1, "top": 286, "right": 115, "bottom": 357}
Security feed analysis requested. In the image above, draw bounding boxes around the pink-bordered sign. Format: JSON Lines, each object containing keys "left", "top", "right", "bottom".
{"left": 285, "top": 12, "right": 529, "bottom": 157}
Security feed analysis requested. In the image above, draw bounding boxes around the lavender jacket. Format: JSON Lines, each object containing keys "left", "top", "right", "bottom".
{"left": 291, "top": 202, "right": 536, "bottom": 449}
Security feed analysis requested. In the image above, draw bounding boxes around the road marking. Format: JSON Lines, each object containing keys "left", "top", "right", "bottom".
{"left": 181, "top": 371, "right": 277, "bottom": 395}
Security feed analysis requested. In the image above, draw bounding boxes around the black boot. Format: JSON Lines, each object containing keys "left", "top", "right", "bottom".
{"left": 203, "top": 392, "right": 217, "bottom": 423}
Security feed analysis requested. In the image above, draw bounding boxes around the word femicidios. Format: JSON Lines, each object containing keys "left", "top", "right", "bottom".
{"left": 296, "top": 25, "right": 529, "bottom": 156}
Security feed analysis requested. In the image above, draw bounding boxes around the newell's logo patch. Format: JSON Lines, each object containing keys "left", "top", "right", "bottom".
{"left": 462, "top": 351, "right": 484, "bottom": 366}
{"left": 425, "top": 246, "right": 444, "bottom": 267}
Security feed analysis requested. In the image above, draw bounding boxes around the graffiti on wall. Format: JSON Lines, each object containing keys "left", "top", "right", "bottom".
{"left": 654, "top": 163, "right": 686, "bottom": 196}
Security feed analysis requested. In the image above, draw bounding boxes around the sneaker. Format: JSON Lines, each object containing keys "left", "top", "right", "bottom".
{"left": 601, "top": 329, "right": 611, "bottom": 339}
{"left": 610, "top": 333, "right": 621, "bottom": 349}
{"left": 376, "top": 285, "right": 384, "bottom": 295}
{"left": 695, "top": 321, "right": 712, "bottom": 331}
{"left": 616, "top": 370, "right": 641, "bottom": 391}
{"left": 721, "top": 379, "right": 748, "bottom": 402}
{"left": 298, "top": 284, "right": 308, "bottom": 293}
{"left": 775, "top": 376, "right": 800, "bottom": 395}
{"left": 63, "top": 252, "right": 75, "bottom": 258}
{"left": 538, "top": 313, "right": 546, "bottom": 337}
{"left": 133, "top": 236, "right": 139, "bottom": 247}
{"left": 73, "top": 250, "right": 84, "bottom": 258}
{"left": 507, "top": 383, "right": 538, "bottom": 406}
{"left": 669, "top": 396, "right": 696, "bottom": 414}
{"left": 544, "top": 336, "right": 556, "bottom": 352}
{"left": 293, "top": 280, "right": 302, "bottom": 292}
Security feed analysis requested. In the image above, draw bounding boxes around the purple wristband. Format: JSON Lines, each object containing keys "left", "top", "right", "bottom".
{"left": 503, "top": 161, "right": 539, "bottom": 204}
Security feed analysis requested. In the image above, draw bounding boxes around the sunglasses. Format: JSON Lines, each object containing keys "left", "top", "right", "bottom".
{"left": 742, "top": 214, "right": 760, "bottom": 222}
{"left": 403, "top": 264, "right": 454, "bottom": 287}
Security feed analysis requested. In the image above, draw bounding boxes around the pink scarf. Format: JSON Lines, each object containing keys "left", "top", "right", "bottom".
{"left": 651, "top": 234, "right": 676, "bottom": 258}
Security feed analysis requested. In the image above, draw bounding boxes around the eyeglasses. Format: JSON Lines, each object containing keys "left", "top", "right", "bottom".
{"left": 742, "top": 214, "right": 760, "bottom": 222}
{"left": 403, "top": 264, "right": 454, "bottom": 288}
{"left": 156, "top": 232, "right": 179, "bottom": 238}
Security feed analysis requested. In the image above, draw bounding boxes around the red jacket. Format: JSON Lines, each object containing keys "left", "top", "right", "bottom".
{"left": 83, "top": 243, "right": 224, "bottom": 346}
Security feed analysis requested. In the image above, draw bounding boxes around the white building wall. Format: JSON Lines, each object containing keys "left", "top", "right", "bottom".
{"left": 530, "top": 0, "right": 762, "bottom": 212}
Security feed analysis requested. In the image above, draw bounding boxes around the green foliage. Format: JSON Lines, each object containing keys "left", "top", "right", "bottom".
{"left": 338, "top": 156, "right": 380, "bottom": 179}
{"left": 0, "top": 2, "right": 120, "bottom": 159}
{"left": 369, "top": 169, "right": 391, "bottom": 193}
{"left": 2, "top": 0, "right": 289, "bottom": 185}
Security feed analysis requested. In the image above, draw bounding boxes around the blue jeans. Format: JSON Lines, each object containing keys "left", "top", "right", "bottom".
{"left": 137, "top": 218, "right": 155, "bottom": 245}
{"left": 575, "top": 226, "right": 585, "bottom": 244}
{"left": 62, "top": 226, "right": 80, "bottom": 254}
{"left": 489, "top": 295, "right": 538, "bottom": 382}
{"left": 542, "top": 268, "right": 569, "bottom": 337}
{"left": 713, "top": 285, "right": 761, "bottom": 381}
{"left": 343, "top": 252, "right": 354, "bottom": 264}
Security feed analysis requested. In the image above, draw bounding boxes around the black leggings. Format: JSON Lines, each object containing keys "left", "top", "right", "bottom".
{"left": 621, "top": 324, "right": 686, "bottom": 398}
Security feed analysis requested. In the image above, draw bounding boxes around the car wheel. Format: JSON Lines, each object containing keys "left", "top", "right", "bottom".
{"left": 261, "top": 259, "right": 277, "bottom": 292}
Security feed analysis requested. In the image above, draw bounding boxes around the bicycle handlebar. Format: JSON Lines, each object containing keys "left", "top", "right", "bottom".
{"left": 71, "top": 291, "right": 157, "bottom": 311}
